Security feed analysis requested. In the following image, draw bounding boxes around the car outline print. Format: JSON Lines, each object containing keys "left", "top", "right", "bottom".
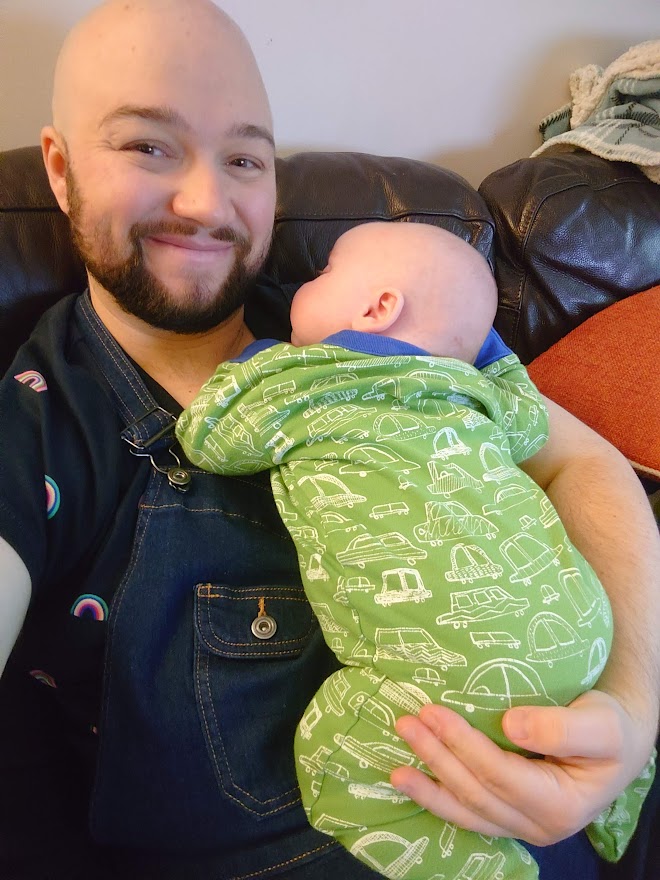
{"left": 445, "top": 543, "right": 504, "bottom": 584}
{"left": 298, "top": 699, "right": 323, "bottom": 740}
{"left": 431, "top": 426, "right": 472, "bottom": 460}
{"left": 374, "top": 568, "right": 433, "bottom": 607}
{"left": 298, "top": 473, "right": 367, "bottom": 514}
{"left": 347, "top": 781, "right": 411, "bottom": 804}
{"left": 207, "top": 373, "right": 241, "bottom": 408}
{"left": 559, "top": 566, "right": 606, "bottom": 628}
{"left": 441, "top": 658, "right": 558, "bottom": 714}
{"left": 525, "top": 612, "right": 591, "bottom": 667}
{"left": 348, "top": 694, "right": 397, "bottom": 734}
{"left": 378, "top": 678, "right": 433, "bottom": 713}
{"left": 339, "top": 444, "right": 421, "bottom": 476}
{"left": 412, "top": 667, "right": 446, "bottom": 687}
{"left": 374, "top": 628, "right": 467, "bottom": 670}
{"left": 349, "top": 830, "right": 429, "bottom": 878}
{"left": 436, "top": 586, "right": 530, "bottom": 629}
{"left": 305, "top": 553, "right": 329, "bottom": 581}
{"left": 310, "top": 602, "right": 349, "bottom": 636}
{"left": 581, "top": 637, "right": 608, "bottom": 686}
{"left": 414, "top": 501, "right": 499, "bottom": 546}
{"left": 479, "top": 442, "right": 519, "bottom": 483}
{"left": 236, "top": 400, "right": 291, "bottom": 434}
{"left": 481, "top": 484, "right": 539, "bottom": 516}
{"left": 297, "top": 745, "right": 334, "bottom": 775}
{"left": 305, "top": 404, "right": 377, "bottom": 445}
{"left": 374, "top": 411, "right": 437, "bottom": 443}
{"left": 469, "top": 631, "right": 522, "bottom": 650}
{"left": 333, "top": 733, "right": 419, "bottom": 773}
{"left": 426, "top": 461, "right": 484, "bottom": 497}
{"left": 336, "top": 532, "right": 428, "bottom": 568}
{"left": 500, "top": 532, "right": 563, "bottom": 586}
{"left": 333, "top": 575, "right": 376, "bottom": 605}
{"left": 265, "top": 430, "right": 296, "bottom": 463}
{"left": 452, "top": 850, "right": 506, "bottom": 880}
{"left": 369, "top": 502, "right": 410, "bottom": 520}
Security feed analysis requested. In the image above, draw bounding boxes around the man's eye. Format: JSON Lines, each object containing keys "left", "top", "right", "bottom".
{"left": 129, "top": 143, "right": 165, "bottom": 157}
{"left": 229, "top": 157, "right": 259, "bottom": 170}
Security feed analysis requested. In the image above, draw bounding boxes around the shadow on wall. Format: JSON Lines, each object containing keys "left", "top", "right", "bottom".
{"left": 0, "top": 11, "right": 71, "bottom": 150}
{"left": 423, "top": 35, "right": 640, "bottom": 187}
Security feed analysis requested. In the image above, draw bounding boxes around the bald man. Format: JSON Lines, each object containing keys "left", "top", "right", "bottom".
{"left": 0, "top": 2, "right": 658, "bottom": 878}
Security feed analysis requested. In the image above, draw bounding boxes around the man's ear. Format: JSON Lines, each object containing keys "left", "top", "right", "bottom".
{"left": 352, "top": 289, "right": 404, "bottom": 334}
{"left": 41, "top": 127, "right": 70, "bottom": 214}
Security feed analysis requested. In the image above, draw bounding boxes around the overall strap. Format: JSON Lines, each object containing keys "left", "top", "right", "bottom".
{"left": 75, "top": 293, "right": 190, "bottom": 488}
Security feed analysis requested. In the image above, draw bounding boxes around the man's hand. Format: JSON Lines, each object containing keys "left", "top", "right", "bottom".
{"left": 391, "top": 689, "right": 655, "bottom": 846}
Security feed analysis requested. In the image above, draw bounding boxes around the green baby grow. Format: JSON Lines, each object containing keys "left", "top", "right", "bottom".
{"left": 177, "top": 336, "right": 654, "bottom": 880}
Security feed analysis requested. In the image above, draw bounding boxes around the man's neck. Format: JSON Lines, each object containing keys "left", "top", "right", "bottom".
{"left": 89, "top": 286, "right": 255, "bottom": 408}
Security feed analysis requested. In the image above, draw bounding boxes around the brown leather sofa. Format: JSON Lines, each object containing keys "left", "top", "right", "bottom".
{"left": 0, "top": 144, "right": 658, "bottom": 878}
{"left": 2, "top": 145, "right": 659, "bottom": 376}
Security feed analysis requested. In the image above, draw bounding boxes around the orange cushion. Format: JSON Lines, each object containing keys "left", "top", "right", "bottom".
{"left": 527, "top": 286, "right": 660, "bottom": 481}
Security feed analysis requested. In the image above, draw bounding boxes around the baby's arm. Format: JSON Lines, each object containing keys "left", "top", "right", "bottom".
{"left": 393, "top": 399, "right": 660, "bottom": 848}
{"left": 177, "top": 347, "right": 295, "bottom": 475}
{"left": 479, "top": 353, "right": 550, "bottom": 464}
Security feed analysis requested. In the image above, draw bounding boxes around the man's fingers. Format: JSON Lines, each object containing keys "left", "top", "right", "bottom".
{"left": 394, "top": 708, "right": 544, "bottom": 839}
{"left": 411, "top": 704, "right": 537, "bottom": 796}
{"left": 503, "top": 693, "right": 625, "bottom": 760}
{"left": 393, "top": 696, "right": 641, "bottom": 847}
{"left": 389, "top": 766, "right": 511, "bottom": 838}
{"left": 395, "top": 705, "right": 596, "bottom": 844}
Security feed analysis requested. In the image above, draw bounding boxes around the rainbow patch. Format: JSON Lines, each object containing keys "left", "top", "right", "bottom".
{"left": 45, "top": 476, "right": 61, "bottom": 519}
{"left": 14, "top": 370, "right": 48, "bottom": 392}
{"left": 70, "top": 594, "right": 109, "bottom": 621}
{"left": 29, "top": 669, "right": 57, "bottom": 688}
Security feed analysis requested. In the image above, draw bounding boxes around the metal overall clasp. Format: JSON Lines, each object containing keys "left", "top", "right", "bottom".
{"left": 121, "top": 406, "right": 192, "bottom": 492}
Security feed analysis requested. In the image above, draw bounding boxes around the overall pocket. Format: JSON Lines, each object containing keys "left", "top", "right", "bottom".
{"left": 194, "top": 582, "right": 329, "bottom": 817}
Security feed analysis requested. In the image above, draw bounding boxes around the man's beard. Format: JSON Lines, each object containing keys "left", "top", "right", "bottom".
{"left": 66, "top": 167, "right": 269, "bottom": 334}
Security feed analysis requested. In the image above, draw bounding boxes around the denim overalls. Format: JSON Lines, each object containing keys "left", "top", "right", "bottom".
{"left": 75, "top": 294, "right": 381, "bottom": 879}
{"left": 66, "top": 294, "right": 602, "bottom": 880}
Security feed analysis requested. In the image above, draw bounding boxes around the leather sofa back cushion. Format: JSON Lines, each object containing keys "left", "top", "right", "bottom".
{"left": 480, "top": 151, "right": 660, "bottom": 364}
{"left": 527, "top": 285, "right": 660, "bottom": 480}
{"left": 0, "top": 147, "right": 494, "bottom": 377}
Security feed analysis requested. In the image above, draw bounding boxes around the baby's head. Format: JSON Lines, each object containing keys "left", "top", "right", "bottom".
{"left": 290, "top": 221, "right": 497, "bottom": 363}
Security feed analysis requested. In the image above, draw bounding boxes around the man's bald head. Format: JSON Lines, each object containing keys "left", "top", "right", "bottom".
{"left": 41, "top": 0, "right": 277, "bottom": 337}
{"left": 51, "top": 0, "right": 271, "bottom": 142}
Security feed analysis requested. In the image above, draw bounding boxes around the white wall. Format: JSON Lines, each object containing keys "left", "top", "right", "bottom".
{"left": 1, "top": 0, "right": 658, "bottom": 186}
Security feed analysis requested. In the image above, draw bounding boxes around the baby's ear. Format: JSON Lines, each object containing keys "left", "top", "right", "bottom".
{"left": 352, "top": 289, "right": 404, "bottom": 333}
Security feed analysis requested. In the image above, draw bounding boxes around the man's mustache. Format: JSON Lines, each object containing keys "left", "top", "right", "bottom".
{"left": 130, "top": 221, "right": 250, "bottom": 248}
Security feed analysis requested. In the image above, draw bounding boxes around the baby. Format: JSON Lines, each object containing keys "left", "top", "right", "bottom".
{"left": 177, "top": 222, "right": 653, "bottom": 880}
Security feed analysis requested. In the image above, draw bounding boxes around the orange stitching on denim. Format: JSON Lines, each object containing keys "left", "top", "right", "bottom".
{"left": 140, "top": 505, "right": 291, "bottom": 540}
{"left": 228, "top": 841, "right": 336, "bottom": 879}
{"left": 197, "top": 586, "right": 307, "bottom": 604}
{"left": 194, "top": 639, "right": 300, "bottom": 808}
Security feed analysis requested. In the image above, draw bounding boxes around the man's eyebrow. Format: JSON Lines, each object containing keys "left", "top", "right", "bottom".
{"left": 100, "top": 105, "right": 190, "bottom": 130}
{"left": 99, "top": 107, "right": 275, "bottom": 148}
{"left": 227, "top": 123, "right": 275, "bottom": 149}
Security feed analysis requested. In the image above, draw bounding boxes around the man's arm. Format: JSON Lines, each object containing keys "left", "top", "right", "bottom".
{"left": 0, "top": 537, "right": 31, "bottom": 675}
{"left": 391, "top": 398, "right": 660, "bottom": 845}
{"left": 520, "top": 397, "right": 660, "bottom": 738}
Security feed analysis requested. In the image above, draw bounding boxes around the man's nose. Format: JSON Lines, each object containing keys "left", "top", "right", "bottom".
{"left": 171, "top": 160, "right": 235, "bottom": 228}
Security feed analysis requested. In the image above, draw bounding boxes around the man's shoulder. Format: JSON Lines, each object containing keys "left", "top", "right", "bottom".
{"left": 2, "top": 291, "right": 125, "bottom": 436}
{"left": 5, "top": 292, "right": 82, "bottom": 377}
{"left": 0, "top": 291, "right": 142, "bottom": 592}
